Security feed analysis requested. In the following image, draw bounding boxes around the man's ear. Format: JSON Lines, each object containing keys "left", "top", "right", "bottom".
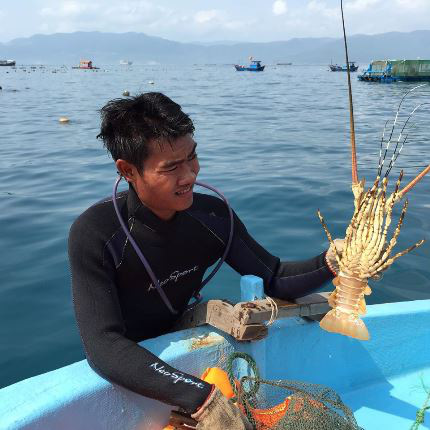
{"left": 115, "top": 159, "right": 138, "bottom": 183}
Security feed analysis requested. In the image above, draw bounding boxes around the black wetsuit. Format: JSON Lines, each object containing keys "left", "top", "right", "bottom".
{"left": 69, "top": 186, "right": 333, "bottom": 413}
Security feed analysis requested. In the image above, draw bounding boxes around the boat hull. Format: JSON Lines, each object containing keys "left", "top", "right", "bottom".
{"left": 235, "top": 65, "right": 265, "bottom": 71}
{"left": 330, "top": 64, "right": 358, "bottom": 72}
{"left": 1, "top": 277, "right": 429, "bottom": 430}
{"left": 358, "top": 74, "right": 397, "bottom": 83}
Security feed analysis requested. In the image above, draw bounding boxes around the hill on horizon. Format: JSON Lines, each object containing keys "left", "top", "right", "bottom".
{"left": 1, "top": 30, "right": 430, "bottom": 65}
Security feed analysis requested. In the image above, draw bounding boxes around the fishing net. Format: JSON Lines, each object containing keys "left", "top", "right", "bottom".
{"left": 227, "top": 352, "right": 363, "bottom": 430}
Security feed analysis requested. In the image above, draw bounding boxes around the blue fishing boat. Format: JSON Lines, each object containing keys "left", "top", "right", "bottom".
{"left": 235, "top": 58, "right": 265, "bottom": 72}
{"left": 329, "top": 61, "right": 358, "bottom": 72}
{"left": 1, "top": 275, "right": 429, "bottom": 429}
{"left": 358, "top": 62, "right": 397, "bottom": 83}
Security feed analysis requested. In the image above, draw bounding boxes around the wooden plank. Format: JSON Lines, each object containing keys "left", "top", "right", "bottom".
{"left": 233, "top": 292, "right": 330, "bottom": 325}
{"left": 172, "top": 293, "right": 330, "bottom": 341}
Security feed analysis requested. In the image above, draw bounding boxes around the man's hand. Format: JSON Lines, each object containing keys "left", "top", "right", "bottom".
{"left": 191, "top": 386, "right": 253, "bottom": 430}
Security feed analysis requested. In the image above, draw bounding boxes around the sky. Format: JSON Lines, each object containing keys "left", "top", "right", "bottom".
{"left": 0, "top": 0, "right": 429, "bottom": 44}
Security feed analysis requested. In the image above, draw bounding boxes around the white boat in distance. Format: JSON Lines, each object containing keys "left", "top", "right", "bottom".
{"left": 119, "top": 60, "right": 133, "bottom": 65}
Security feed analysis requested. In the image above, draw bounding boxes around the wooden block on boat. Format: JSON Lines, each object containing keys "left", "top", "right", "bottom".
{"left": 231, "top": 323, "right": 268, "bottom": 341}
{"left": 233, "top": 292, "right": 330, "bottom": 325}
{"left": 173, "top": 300, "right": 267, "bottom": 341}
{"left": 172, "top": 292, "right": 330, "bottom": 341}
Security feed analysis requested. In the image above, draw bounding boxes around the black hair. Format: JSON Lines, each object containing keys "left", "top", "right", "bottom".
{"left": 97, "top": 92, "right": 195, "bottom": 170}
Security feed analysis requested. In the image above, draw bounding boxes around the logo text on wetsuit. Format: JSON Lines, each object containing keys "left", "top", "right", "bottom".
{"left": 149, "top": 362, "right": 205, "bottom": 388}
{"left": 148, "top": 265, "right": 199, "bottom": 291}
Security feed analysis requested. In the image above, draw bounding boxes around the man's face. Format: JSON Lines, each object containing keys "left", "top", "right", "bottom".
{"left": 128, "top": 134, "right": 200, "bottom": 220}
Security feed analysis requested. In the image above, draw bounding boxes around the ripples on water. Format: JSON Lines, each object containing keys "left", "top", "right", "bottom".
{"left": 1, "top": 64, "right": 429, "bottom": 387}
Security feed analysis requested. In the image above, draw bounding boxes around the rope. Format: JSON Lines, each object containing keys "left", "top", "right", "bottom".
{"left": 227, "top": 352, "right": 260, "bottom": 400}
{"left": 265, "top": 295, "right": 278, "bottom": 327}
{"left": 410, "top": 391, "right": 430, "bottom": 430}
{"left": 226, "top": 352, "right": 261, "bottom": 428}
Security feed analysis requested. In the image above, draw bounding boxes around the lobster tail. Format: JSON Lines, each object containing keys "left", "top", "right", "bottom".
{"left": 320, "top": 309, "right": 369, "bottom": 341}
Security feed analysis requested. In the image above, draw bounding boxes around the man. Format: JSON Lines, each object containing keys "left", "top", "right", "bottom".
{"left": 69, "top": 92, "right": 337, "bottom": 429}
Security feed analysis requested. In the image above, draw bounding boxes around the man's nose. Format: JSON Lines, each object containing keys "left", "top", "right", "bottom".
{"left": 178, "top": 164, "right": 197, "bottom": 185}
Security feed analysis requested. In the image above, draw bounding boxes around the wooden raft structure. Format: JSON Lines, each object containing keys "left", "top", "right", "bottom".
{"left": 173, "top": 292, "right": 331, "bottom": 341}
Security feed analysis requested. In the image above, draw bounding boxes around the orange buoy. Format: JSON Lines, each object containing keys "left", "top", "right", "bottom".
{"left": 200, "top": 367, "right": 234, "bottom": 399}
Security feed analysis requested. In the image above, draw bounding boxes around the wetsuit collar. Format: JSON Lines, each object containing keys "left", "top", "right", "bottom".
{"left": 126, "top": 184, "right": 182, "bottom": 233}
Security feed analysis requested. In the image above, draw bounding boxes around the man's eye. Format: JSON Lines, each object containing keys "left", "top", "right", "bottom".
{"left": 189, "top": 153, "right": 198, "bottom": 160}
{"left": 165, "top": 165, "right": 177, "bottom": 172}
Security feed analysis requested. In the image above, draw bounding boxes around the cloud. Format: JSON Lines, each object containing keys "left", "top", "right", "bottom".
{"left": 194, "top": 10, "right": 220, "bottom": 24}
{"left": 306, "top": 1, "right": 338, "bottom": 19}
{"left": 272, "top": 0, "right": 288, "bottom": 16}
{"left": 395, "top": 0, "right": 428, "bottom": 8}
{"left": 40, "top": 1, "right": 97, "bottom": 17}
{"left": 34, "top": 1, "right": 254, "bottom": 43}
{"left": 193, "top": 9, "right": 247, "bottom": 31}
{"left": 345, "top": 0, "right": 381, "bottom": 12}
{"left": 37, "top": 1, "right": 175, "bottom": 33}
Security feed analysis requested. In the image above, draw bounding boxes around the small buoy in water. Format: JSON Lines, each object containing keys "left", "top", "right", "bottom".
{"left": 122, "top": 90, "right": 130, "bottom": 96}
{"left": 148, "top": 81, "right": 154, "bottom": 85}
{"left": 59, "top": 117, "right": 70, "bottom": 124}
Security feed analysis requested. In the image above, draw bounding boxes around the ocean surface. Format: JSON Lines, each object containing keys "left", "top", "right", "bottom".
{"left": 1, "top": 63, "right": 430, "bottom": 388}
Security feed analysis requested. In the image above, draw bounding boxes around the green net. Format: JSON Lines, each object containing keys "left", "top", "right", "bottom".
{"left": 227, "top": 352, "right": 363, "bottom": 430}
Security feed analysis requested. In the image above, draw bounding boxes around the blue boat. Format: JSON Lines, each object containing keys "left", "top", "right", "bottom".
{"left": 235, "top": 59, "right": 265, "bottom": 72}
{"left": 358, "top": 62, "right": 398, "bottom": 83}
{"left": 1, "top": 275, "right": 429, "bottom": 429}
{"left": 329, "top": 62, "right": 358, "bottom": 72}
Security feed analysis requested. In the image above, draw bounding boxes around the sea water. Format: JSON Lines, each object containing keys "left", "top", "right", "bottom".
{"left": 1, "top": 64, "right": 429, "bottom": 388}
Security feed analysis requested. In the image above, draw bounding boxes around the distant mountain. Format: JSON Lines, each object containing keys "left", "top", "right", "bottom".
{"left": 1, "top": 30, "right": 429, "bottom": 65}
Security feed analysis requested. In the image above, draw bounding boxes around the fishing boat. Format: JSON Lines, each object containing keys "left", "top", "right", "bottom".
{"left": 235, "top": 58, "right": 265, "bottom": 72}
{"left": 72, "top": 60, "right": 99, "bottom": 70}
{"left": 358, "top": 62, "right": 397, "bottom": 83}
{"left": 0, "top": 275, "right": 429, "bottom": 429}
{"left": 329, "top": 61, "right": 358, "bottom": 72}
{"left": 120, "top": 60, "right": 133, "bottom": 66}
{"left": 0, "top": 59, "right": 16, "bottom": 66}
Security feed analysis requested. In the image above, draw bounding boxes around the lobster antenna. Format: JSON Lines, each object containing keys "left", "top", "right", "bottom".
{"left": 378, "top": 86, "right": 429, "bottom": 180}
{"left": 377, "top": 120, "right": 391, "bottom": 176}
{"left": 386, "top": 84, "right": 427, "bottom": 146}
{"left": 379, "top": 84, "right": 427, "bottom": 176}
{"left": 400, "top": 164, "right": 430, "bottom": 196}
{"left": 384, "top": 103, "right": 430, "bottom": 177}
{"left": 397, "top": 101, "right": 430, "bottom": 196}
{"left": 341, "top": 0, "right": 358, "bottom": 185}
